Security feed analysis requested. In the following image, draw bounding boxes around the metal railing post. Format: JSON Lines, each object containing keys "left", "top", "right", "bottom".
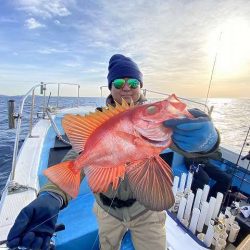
{"left": 77, "top": 84, "right": 80, "bottom": 107}
{"left": 57, "top": 83, "right": 60, "bottom": 108}
{"left": 10, "top": 105, "right": 23, "bottom": 181}
{"left": 9, "top": 82, "right": 80, "bottom": 180}
{"left": 99, "top": 86, "right": 108, "bottom": 98}
{"left": 208, "top": 105, "right": 214, "bottom": 117}
{"left": 8, "top": 100, "right": 16, "bottom": 129}
{"left": 40, "top": 82, "right": 44, "bottom": 95}
{"left": 43, "top": 83, "right": 46, "bottom": 118}
{"left": 29, "top": 89, "right": 35, "bottom": 137}
{"left": 100, "top": 86, "right": 103, "bottom": 97}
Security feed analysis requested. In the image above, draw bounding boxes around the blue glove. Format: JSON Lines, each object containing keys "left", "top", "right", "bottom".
{"left": 163, "top": 108, "right": 218, "bottom": 153}
{"left": 7, "top": 192, "right": 61, "bottom": 250}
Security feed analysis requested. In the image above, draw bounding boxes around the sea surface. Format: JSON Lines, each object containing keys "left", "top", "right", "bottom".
{"left": 0, "top": 95, "right": 249, "bottom": 194}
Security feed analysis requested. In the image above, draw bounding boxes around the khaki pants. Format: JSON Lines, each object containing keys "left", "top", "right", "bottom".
{"left": 93, "top": 202, "right": 166, "bottom": 250}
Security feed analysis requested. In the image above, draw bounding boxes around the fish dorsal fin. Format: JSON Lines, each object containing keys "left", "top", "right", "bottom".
{"left": 62, "top": 100, "right": 132, "bottom": 153}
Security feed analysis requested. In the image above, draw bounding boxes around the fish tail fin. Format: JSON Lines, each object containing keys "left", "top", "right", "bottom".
{"left": 126, "top": 155, "right": 175, "bottom": 211}
{"left": 44, "top": 161, "right": 81, "bottom": 198}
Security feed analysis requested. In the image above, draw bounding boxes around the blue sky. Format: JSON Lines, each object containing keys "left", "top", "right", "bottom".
{"left": 0, "top": 0, "right": 250, "bottom": 97}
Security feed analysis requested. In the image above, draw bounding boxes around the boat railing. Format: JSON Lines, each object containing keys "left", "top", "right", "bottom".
{"left": 9, "top": 84, "right": 213, "bottom": 183}
{"left": 100, "top": 86, "right": 213, "bottom": 115}
{"left": 8, "top": 82, "right": 80, "bottom": 181}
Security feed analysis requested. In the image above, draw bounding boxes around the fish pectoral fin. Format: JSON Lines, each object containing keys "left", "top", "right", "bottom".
{"left": 84, "top": 164, "right": 125, "bottom": 193}
{"left": 126, "top": 155, "right": 175, "bottom": 211}
{"left": 44, "top": 161, "right": 81, "bottom": 198}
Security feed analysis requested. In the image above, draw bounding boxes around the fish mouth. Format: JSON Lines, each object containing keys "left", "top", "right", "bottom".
{"left": 141, "top": 118, "right": 165, "bottom": 126}
{"left": 138, "top": 133, "right": 169, "bottom": 147}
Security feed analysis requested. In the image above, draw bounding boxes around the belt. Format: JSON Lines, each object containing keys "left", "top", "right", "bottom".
{"left": 100, "top": 193, "right": 136, "bottom": 209}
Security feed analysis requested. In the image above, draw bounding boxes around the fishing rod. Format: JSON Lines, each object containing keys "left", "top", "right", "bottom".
{"left": 224, "top": 125, "right": 250, "bottom": 208}
{"left": 203, "top": 30, "right": 250, "bottom": 206}
{"left": 232, "top": 126, "right": 250, "bottom": 195}
{"left": 0, "top": 213, "right": 65, "bottom": 248}
{"left": 204, "top": 32, "right": 222, "bottom": 110}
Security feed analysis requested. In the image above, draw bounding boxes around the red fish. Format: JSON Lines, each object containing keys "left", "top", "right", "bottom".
{"left": 44, "top": 94, "right": 192, "bottom": 210}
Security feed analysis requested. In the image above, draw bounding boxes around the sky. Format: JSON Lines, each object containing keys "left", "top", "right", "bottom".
{"left": 0, "top": 0, "right": 250, "bottom": 98}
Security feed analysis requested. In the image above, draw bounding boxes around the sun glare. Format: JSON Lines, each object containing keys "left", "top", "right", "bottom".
{"left": 206, "top": 18, "right": 250, "bottom": 77}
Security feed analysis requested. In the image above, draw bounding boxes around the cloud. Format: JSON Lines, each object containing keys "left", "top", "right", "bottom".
{"left": 0, "top": 17, "right": 18, "bottom": 23}
{"left": 37, "top": 47, "right": 69, "bottom": 54}
{"left": 54, "top": 19, "right": 61, "bottom": 25}
{"left": 88, "top": 1, "right": 250, "bottom": 81}
{"left": 25, "top": 17, "right": 45, "bottom": 29}
{"left": 14, "top": 0, "right": 73, "bottom": 18}
{"left": 2, "top": 0, "right": 250, "bottom": 97}
{"left": 63, "top": 62, "right": 81, "bottom": 67}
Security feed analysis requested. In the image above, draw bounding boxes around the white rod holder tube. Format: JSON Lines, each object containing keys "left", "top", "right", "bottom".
{"left": 197, "top": 201, "right": 209, "bottom": 233}
{"left": 212, "top": 192, "right": 224, "bottom": 220}
{"left": 201, "top": 185, "right": 210, "bottom": 205}
{"left": 193, "top": 188, "right": 203, "bottom": 210}
{"left": 189, "top": 207, "right": 200, "bottom": 234}
{"left": 228, "top": 223, "right": 240, "bottom": 243}
{"left": 171, "top": 192, "right": 184, "bottom": 213}
{"left": 204, "top": 222, "right": 214, "bottom": 247}
{"left": 214, "top": 239, "right": 226, "bottom": 250}
{"left": 177, "top": 197, "right": 187, "bottom": 221}
{"left": 205, "top": 197, "right": 217, "bottom": 226}
{"left": 179, "top": 173, "right": 187, "bottom": 193}
{"left": 185, "top": 172, "right": 193, "bottom": 192}
{"left": 184, "top": 192, "right": 194, "bottom": 221}
{"left": 172, "top": 176, "right": 179, "bottom": 197}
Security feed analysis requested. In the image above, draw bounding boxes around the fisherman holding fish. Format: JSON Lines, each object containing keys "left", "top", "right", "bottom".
{"left": 7, "top": 54, "right": 220, "bottom": 250}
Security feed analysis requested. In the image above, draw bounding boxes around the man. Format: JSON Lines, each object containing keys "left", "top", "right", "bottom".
{"left": 7, "top": 54, "right": 220, "bottom": 250}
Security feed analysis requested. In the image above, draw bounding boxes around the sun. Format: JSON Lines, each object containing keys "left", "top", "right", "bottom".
{"left": 206, "top": 17, "right": 250, "bottom": 77}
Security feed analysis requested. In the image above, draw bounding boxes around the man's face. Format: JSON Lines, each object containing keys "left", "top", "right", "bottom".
{"left": 110, "top": 78, "right": 141, "bottom": 104}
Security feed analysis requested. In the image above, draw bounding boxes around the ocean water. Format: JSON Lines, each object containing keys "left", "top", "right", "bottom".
{"left": 0, "top": 95, "right": 249, "bottom": 193}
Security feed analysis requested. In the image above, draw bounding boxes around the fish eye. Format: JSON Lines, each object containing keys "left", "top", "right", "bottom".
{"left": 146, "top": 105, "right": 158, "bottom": 115}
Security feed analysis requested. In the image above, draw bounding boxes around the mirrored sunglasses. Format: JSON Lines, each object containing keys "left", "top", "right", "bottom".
{"left": 112, "top": 79, "right": 140, "bottom": 89}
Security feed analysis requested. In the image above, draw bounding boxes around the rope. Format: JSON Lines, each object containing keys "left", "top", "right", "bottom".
{"left": 1, "top": 181, "right": 38, "bottom": 197}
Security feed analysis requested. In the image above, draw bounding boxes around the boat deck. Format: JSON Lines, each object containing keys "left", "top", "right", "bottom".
{"left": 1, "top": 105, "right": 249, "bottom": 250}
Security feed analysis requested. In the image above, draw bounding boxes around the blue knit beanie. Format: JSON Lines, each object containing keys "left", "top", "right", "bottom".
{"left": 107, "top": 54, "right": 143, "bottom": 90}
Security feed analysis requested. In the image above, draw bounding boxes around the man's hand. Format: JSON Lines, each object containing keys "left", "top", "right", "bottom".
{"left": 7, "top": 192, "right": 61, "bottom": 250}
{"left": 163, "top": 109, "right": 218, "bottom": 153}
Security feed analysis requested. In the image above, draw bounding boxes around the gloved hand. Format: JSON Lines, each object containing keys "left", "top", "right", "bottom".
{"left": 7, "top": 192, "right": 62, "bottom": 250}
{"left": 163, "top": 108, "right": 218, "bottom": 153}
